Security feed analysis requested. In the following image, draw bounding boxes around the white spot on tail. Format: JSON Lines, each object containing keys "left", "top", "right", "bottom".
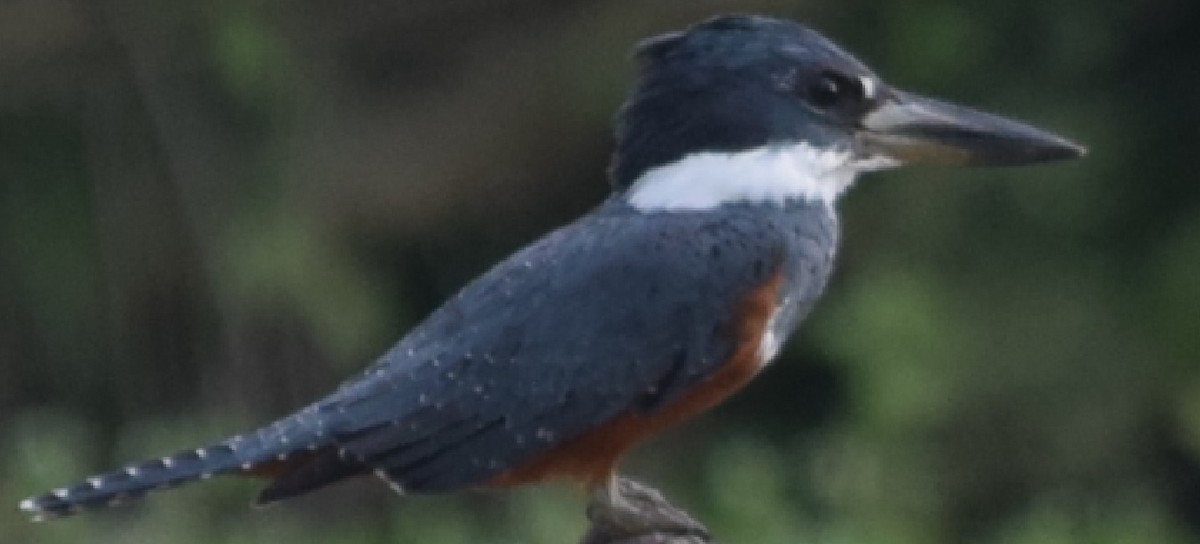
{"left": 19, "top": 497, "right": 36, "bottom": 513}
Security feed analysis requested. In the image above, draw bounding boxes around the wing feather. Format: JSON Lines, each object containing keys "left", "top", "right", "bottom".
{"left": 313, "top": 209, "right": 787, "bottom": 492}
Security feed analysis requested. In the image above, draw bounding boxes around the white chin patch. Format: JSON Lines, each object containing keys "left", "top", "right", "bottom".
{"left": 625, "top": 143, "right": 897, "bottom": 211}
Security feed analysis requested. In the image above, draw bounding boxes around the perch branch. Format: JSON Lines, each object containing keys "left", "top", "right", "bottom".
{"left": 579, "top": 477, "right": 715, "bottom": 544}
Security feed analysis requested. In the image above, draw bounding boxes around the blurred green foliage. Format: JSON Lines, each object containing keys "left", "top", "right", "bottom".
{"left": 1, "top": 1, "right": 1198, "bottom": 543}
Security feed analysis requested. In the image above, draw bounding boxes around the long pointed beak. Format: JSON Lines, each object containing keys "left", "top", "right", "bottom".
{"left": 858, "top": 90, "right": 1086, "bottom": 166}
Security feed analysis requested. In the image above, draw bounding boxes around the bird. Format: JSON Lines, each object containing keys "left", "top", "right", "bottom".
{"left": 19, "top": 14, "right": 1084, "bottom": 529}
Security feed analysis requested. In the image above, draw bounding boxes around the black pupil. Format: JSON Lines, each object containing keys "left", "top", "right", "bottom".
{"left": 810, "top": 75, "right": 843, "bottom": 107}
{"left": 807, "top": 72, "right": 866, "bottom": 110}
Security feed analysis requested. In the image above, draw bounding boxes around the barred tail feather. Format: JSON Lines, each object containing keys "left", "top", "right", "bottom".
{"left": 17, "top": 415, "right": 328, "bottom": 521}
{"left": 20, "top": 442, "right": 250, "bottom": 520}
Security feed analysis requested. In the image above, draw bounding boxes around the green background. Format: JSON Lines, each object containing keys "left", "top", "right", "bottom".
{"left": 2, "top": 0, "right": 1198, "bottom": 542}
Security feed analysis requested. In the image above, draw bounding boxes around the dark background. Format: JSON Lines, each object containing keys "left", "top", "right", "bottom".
{"left": 2, "top": 1, "right": 1198, "bottom": 542}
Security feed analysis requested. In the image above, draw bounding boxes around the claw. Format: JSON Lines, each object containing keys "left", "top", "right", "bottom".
{"left": 582, "top": 475, "right": 711, "bottom": 543}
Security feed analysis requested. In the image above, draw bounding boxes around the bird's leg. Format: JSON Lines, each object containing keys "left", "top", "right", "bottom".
{"left": 581, "top": 474, "right": 711, "bottom": 543}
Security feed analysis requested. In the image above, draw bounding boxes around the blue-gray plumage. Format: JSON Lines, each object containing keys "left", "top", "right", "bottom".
{"left": 19, "top": 14, "right": 1083, "bottom": 521}
{"left": 313, "top": 197, "right": 837, "bottom": 494}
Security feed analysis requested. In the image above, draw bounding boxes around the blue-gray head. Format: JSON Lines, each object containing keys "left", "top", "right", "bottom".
{"left": 611, "top": 16, "right": 1085, "bottom": 211}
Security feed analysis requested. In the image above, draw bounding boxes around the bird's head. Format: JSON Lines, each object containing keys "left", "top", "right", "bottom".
{"left": 610, "top": 15, "right": 1085, "bottom": 210}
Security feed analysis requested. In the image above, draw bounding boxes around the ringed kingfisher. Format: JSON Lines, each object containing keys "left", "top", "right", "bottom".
{"left": 19, "top": 15, "right": 1083, "bottom": 528}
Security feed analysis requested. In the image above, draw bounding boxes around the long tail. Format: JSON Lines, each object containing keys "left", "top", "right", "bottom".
{"left": 18, "top": 418, "right": 329, "bottom": 521}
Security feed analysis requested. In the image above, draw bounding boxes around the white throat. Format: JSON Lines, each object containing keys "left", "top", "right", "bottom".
{"left": 624, "top": 143, "right": 897, "bottom": 211}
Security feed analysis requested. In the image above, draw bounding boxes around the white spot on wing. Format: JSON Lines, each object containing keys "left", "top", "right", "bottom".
{"left": 373, "top": 469, "right": 406, "bottom": 495}
{"left": 626, "top": 143, "right": 896, "bottom": 211}
{"left": 19, "top": 497, "right": 36, "bottom": 512}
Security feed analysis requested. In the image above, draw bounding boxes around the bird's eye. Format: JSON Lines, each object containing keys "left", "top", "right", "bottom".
{"left": 806, "top": 71, "right": 865, "bottom": 110}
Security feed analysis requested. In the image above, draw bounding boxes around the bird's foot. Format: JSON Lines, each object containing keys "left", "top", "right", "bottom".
{"left": 581, "top": 476, "right": 712, "bottom": 544}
